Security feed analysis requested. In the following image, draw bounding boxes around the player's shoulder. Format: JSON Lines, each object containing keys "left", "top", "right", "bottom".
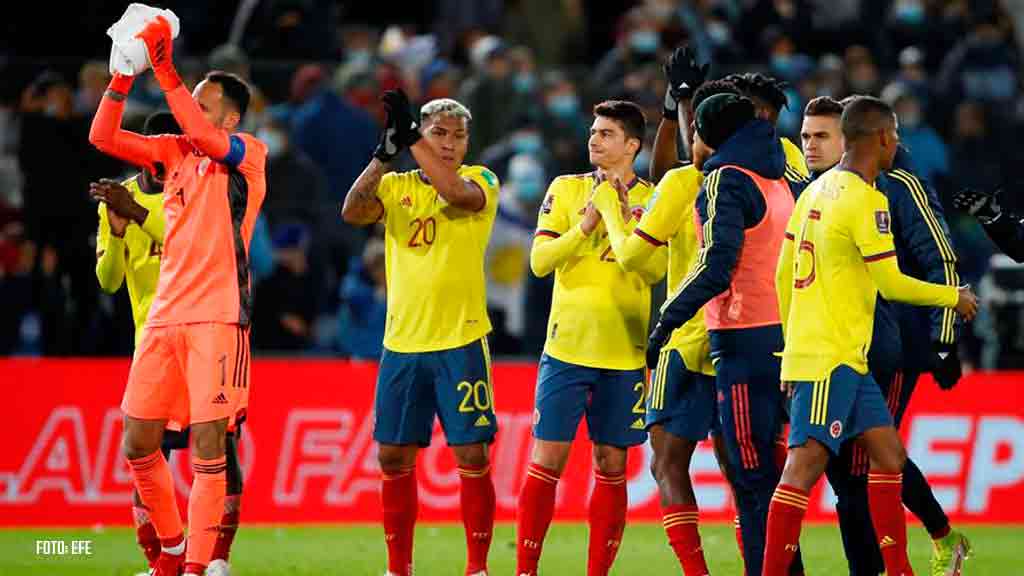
{"left": 781, "top": 137, "right": 810, "bottom": 178}
{"left": 661, "top": 164, "right": 702, "bottom": 189}
{"left": 549, "top": 171, "right": 596, "bottom": 195}
{"left": 459, "top": 164, "right": 500, "bottom": 191}
{"left": 232, "top": 131, "right": 267, "bottom": 153}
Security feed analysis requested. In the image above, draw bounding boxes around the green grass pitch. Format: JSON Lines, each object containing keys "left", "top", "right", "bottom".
{"left": 2, "top": 522, "right": 1019, "bottom": 574}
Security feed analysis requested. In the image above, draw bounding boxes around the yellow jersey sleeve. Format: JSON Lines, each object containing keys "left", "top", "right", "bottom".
{"left": 461, "top": 165, "right": 501, "bottom": 216}
{"left": 782, "top": 137, "right": 810, "bottom": 180}
{"left": 640, "top": 167, "right": 701, "bottom": 243}
{"left": 95, "top": 203, "right": 126, "bottom": 293}
{"left": 846, "top": 183, "right": 897, "bottom": 261}
{"left": 531, "top": 177, "right": 587, "bottom": 277}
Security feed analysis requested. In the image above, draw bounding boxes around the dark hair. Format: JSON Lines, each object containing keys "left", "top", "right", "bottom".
{"left": 803, "top": 96, "right": 844, "bottom": 118}
{"left": 204, "top": 71, "right": 251, "bottom": 120}
{"left": 593, "top": 100, "right": 646, "bottom": 145}
{"left": 143, "top": 111, "right": 182, "bottom": 136}
{"left": 691, "top": 79, "right": 740, "bottom": 112}
{"left": 727, "top": 72, "right": 789, "bottom": 112}
{"left": 841, "top": 96, "right": 895, "bottom": 141}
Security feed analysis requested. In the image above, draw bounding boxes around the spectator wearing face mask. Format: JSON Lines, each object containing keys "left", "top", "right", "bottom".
{"left": 540, "top": 71, "right": 590, "bottom": 175}
{"left": 480, "top": 113, "right": 553, "bottom": 182}
{"left": 258, "top": 115, "right": 330, "bottom": 235}
{"left": 882, "top": 82, "right": 948, "bottom": 185}
{"left": 253, "top": 223, "right": 318, "bottom": 352}
{"left": 338, "top": 236, "right": 387, "bottom": 360}
{"left": 591, "top": 6, "right": 666, "bottom": 100}
{"left": 485, "top": 153, "right": 547, "bottom": 353}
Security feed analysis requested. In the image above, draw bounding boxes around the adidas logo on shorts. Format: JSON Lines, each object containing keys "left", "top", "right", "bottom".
{"left": 212, "top": 393, "right": 229, "bottom": 405}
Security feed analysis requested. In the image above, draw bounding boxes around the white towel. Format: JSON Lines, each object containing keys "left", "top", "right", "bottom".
{"left": 107, "top": 3, "right": 180, "bottom": 76}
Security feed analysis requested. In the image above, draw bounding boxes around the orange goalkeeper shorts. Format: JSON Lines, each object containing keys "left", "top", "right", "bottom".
{"left": 122, "top": 323, "right": 250, "bottom": 428}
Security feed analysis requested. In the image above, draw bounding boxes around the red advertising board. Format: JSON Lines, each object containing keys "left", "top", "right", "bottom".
{"left": 2, "top": 359, "right": 1022, "bottom": 526}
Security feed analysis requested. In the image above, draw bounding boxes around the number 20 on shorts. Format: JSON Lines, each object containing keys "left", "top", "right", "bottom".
{"left": 457, "top": 380, "right": 493, "bottom": 412}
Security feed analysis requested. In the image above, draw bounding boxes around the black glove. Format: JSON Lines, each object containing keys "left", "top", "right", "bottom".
{"left": 932, "top": 345, "right": 962, "bottom": 390}
{"left": 664, "top": 44, "right": 709, "bottom": 103}
{"left": 647, "top": 322, "right": 671, "bottom": 370}
{"left": 952, "top": 188, "right": 1002, "bottom": 224}
{"left": 662, "top": 86, "right": 678, "bottom": 120}
{"left": 382, "top": 89, "right": 422, "bottom": 148}
{"left": 370, "top": 111, "right": 397, "bottom": 162}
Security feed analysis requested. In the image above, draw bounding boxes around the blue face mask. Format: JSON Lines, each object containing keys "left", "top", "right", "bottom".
{"left": 772, "top": 54, "right": 794, "bottom": 75}
{"left": 894, "top": 2, "right": 925, "bottom": 25}
{"left": 511, "top": 132, "right": 542, "bottom": 154}
{"left": 514, "top": 74, "right": 536, "bottom": 94}
{"left": 633, "top": 149, "right": 651, "bottom": 176}
{"left": 515, "top": 178, "right": 545, "bottom": 203}
{"left": 629, "top": 30, "right": 660, "bottom": 54}
{"left": 548, "top": 94, "right": 579, "bottom": 120}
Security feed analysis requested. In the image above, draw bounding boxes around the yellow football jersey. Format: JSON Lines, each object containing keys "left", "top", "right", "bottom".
{"left": 634, "top": 166, "right": 715, "bottom": 375}
{"left": 782, "top": 137, "right": 810, "bottom": 183}
{"left": 777, "top": 169, "right": 956, "bottom": 381}
{"left": 376, "top": 165, "right": 499, "bottom": 353}
{"left": 95, "top": 175, "right": 166, "bottom": 346}
{"left": 531, "top": 172, "right": 657, "bottom": 370}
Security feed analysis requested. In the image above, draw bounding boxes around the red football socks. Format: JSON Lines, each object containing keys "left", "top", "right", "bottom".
{"left": 211, "top": 494, "right": 241, "bottom": 561}
{"left": 132, "top": 504, "right": 160, "bottom": 566}
{"left": 516, "top": 463, "right": 560, "bottom": 576}
{"left": 869, "top": 472, "right": 914, "bottom": 576}
{"left": 662, "top": 504, "right": 710, "bottom": 575}
{"left": 458, "top": 463, "right": 495, "bottom": 574}
{"left": 762, "top": 484, "right": 809, "bottom": 576}
{"left": 587, "top": 472, "right": 627, "bottom": 576}
{"left": 381, "top": 465, "right": 417, "bottom": 576}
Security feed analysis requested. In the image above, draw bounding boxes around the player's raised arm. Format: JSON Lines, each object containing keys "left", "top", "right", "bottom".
{"left": 135, "top": 16, "right": 234, "bottom": 162}
{"left": 399, "top": 95, "right": 486, "bottom": 212}
{"left": 341, "top": 159, "right": 387, "bottom": 226}
{"left": 89, "top": 74, "right": 163, "bottom": 174}
{"left": 651, "top": 45, "right": 707, "bottom": 183}
{"left": 529, "top": 177, "right": 591, "bottom": 277}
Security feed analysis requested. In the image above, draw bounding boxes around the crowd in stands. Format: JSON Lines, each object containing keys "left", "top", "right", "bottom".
{"left": 1, "top": 0, "right": 1021, "bottom": 367}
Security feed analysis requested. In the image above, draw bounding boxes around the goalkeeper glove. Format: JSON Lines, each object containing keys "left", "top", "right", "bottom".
{"left": 382, "top": 89, "right": 422, "bottom": 149}
{"left": 646, "top": 322, "right": 671, "bottom": 370}
{"left": 136, "top": 16, "right": 181, "bottom": 91}
{"left": 664, "top": 45, "right": 709, "bottom": 103}
{"left": 952, "top": 188, "right": 1003, "bottom": 224}
{"left": 931, "top": 344, "right": 962, "bottom": 390}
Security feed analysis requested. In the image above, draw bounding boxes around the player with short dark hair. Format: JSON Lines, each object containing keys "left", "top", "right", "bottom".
{"left": 647, "top": 92, "right": 795, "bottom": 576}
{"left": 764, "top": 96, "right": 978, "bottom": 576}
{"left": 89, "top": 15, "right": 266, "bottom": 576}
{"left": 516, "top": 99, "right": 659, "bottom": 576}
{"left": 725, "top": 72, "right": 811, "bottom": 195}
{"left": 800, "top": 95, "right": 973, "bottom": 576}
{"left": 800, "top": 97, "right": 844, "bottom": 177}
{"left": 342, "top": 90, "right": 500, "bottom": 576}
